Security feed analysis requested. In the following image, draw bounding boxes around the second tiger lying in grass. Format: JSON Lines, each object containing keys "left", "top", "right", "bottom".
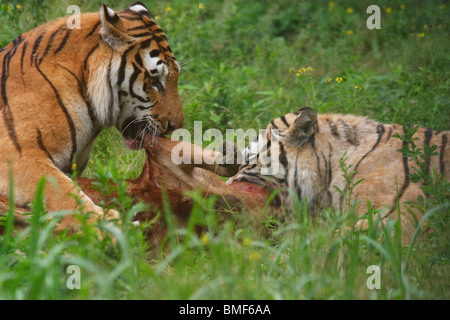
{"left": 228, "top": 107, "right": 449, "bottom": 240}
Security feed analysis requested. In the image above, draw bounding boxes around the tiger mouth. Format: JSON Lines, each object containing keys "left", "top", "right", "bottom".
{"left": 229, "top": 174, "right": 263, "bottom": 185}
{"left": 228, "top": 172, "right": 273, "bottom": 190}
{"left": 121, "top": 117, "right": 163, "bottom": 150}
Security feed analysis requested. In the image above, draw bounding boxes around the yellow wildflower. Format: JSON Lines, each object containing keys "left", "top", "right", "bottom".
{"left": 400, "top": 4, "right": 405, "bottom": 10}
{"left": 347, "top": 7, "right": 354, "bottom": 14}
{"left": 71, "top": 163, "right": 77, "bottom": 171}
{"left": 7, "top": 5, "right": 12, "bottom": 12}
{"left": 249, "top": 252, "right": 261, "bottom": 261}
{"left": 346, "top": 30, "right": 353, "bottom": 35}
{"left": 16, "top": 4, "right": 22, "bottom": 9}
{"left": 418, "top": 33, "right": 425, "bottom": 37}
{"left": 155, "top": 15, "right": 160, "bottom": 20}
{"left": 355, "top": 85, "right": 362, "bottom": 90}
{"left": 336, "top": 77, "right": 343, "bottom": 83}
{"left": 325, "top": 77, "right": 332, "bottom": 84}
{"left": 328, "top": 2, "right": 335, "bottom": 11}
{"left": 165, "top": 6, "right": 172, "bottom": 12}
{"left": 307, "top": 67, "right": 314, "bottom": 72}
{"left": 243, "top": 237, "right": 251, "bottom": 246}
{"left": 296, "top": 73, "right": 301, "bottom": 76}
{"left": 199, "top": 3, "right": 205, "bottom": 10}
{"left": 201, "top": 233, "right": 210, "bottom": 245}
{"left": 386, "top": 7, "right": 392, "bottom": 13}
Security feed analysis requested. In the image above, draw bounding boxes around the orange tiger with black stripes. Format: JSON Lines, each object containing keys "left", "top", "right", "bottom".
{"left": 228, "top": 107, "right": 449, "bottom": 241}
{"left": 0, "top": 2, "right": 183, "bottom": 231}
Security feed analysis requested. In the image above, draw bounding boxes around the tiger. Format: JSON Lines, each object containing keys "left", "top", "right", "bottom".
{"left": 228, "top": 107, "right": 449, "bottom": 241}
{"left": 0, "top": 2, "right": 183, "bottom": 231}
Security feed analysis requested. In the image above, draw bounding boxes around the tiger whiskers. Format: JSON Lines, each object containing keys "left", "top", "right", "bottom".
{"left": 137, "top": 116, "right": 158, "bottom": 148}
{"left": 177, "top": 51, "right": 190, "bottom": 69}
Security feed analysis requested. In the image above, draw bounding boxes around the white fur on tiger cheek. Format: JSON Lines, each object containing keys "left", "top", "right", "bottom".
{"left": 108, "top": 57, "right": 122, "bottom": 125}
{"left": 290, "top": 159, "right": 317, "bottom": 209}
{"left": 87, "top": 56, "right": 121, "bottom": 126}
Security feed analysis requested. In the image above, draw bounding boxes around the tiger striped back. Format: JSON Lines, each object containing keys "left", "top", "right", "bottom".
{"left": 229, "top": 108, "right": 449, "bottom": 241}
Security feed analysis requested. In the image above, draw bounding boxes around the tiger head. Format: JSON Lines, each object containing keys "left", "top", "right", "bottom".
{"left": 91, "top": 2, "right": 183, "bottom": 149}
{"left": 228, "top": 108, "right": 318, "bottom": 203}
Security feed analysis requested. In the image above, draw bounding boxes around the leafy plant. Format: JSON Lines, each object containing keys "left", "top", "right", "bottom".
{"left": 334, "top": 149, "right": 364, "bottom": 217}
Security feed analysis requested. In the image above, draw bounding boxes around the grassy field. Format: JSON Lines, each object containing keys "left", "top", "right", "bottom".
{"left": 0, "top": 0, "right": 449, "bottom": 300}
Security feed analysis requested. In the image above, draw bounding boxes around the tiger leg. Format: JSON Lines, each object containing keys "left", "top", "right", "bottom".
{"left": 353, "top": 181, "right": 424, "bottom": 244}
{"left": 0, "top": 154, "right": 119, "bottom": 233}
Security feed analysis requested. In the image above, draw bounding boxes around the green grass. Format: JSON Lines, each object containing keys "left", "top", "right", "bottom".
{"left": 0, "top": 0, "right": 449, "bottom": 299}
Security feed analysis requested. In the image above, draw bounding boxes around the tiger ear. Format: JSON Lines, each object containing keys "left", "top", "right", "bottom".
{"left": 128, "top": 2, "right": 152, "bottom": 18}
{"left": 99, "top": 4, "right": 130, "bottom": 50}
{"left": 285, "top": 108, "right": 318, "bottom": 147}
